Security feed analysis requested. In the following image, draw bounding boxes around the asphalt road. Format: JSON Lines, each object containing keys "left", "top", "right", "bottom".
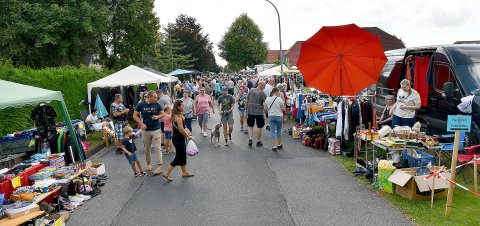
{"left": 68, "top": 108, "right": 412, "bottom": 226}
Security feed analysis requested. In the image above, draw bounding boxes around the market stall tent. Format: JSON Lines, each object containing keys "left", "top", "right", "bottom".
{"left": 0, "top": 79, "right": 83, "bottom": 161}
{"left": 167, "top": 69, "right": 194, "bottom": 76}
{"left": 258, "top": 64, "right": 300, "bottom": 77}
{"left": 87, "top": 65, "right": 175, "bottom": 111}
{"left": 143, "top": 67, "right": 179, "bottom": 82}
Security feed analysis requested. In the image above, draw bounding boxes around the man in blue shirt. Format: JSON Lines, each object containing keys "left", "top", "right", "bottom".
{"left": 133, "top": 91, "right": 165, "bottom": 175}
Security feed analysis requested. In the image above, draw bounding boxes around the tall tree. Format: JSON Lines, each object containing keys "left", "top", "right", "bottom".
{"left": 101, "top": 0, "right": 161, "bottom": 69}
{"left": 165, "top": 14, "right": 219, "bottom": 73}
{"left": 0, "top": 1, "right": 110, "bottom": 68}
{"left": 157, "top": 36, "right": 196, "bottom": 73}
{"left": 218, "top": 13, "right": 268, "bottom": 71}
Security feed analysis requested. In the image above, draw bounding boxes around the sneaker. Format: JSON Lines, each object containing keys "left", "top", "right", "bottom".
{"left": 225, "top": 140, "right": 229, "bottom": 146}
{"left": 272, "top": 148, "right": 277, "bottom": 152}
{"left": 256, "top": 141, "right": 263, "bottom": 147}
{"left": 146, "top": 165, "right": 152, "bottom": 171}
{"left": 134, "top": 172, "right": 140, "bottom": 177}
{"left": 139, "top": 171, "right": 146, "bottom": 176}
{"left": 240, "top": 127, "right": 244, "bottom": 132}
{"left": 203, "top": 132, "right": 207, "bottom": 137}
{"left": 277, "top": 144, "right": 283, "bottom": 150}
{"left": 248, "top": 139, "right": 253, "bottom": 147}
{"left": 244, "top": 130, "right": 248, "bottom": 134}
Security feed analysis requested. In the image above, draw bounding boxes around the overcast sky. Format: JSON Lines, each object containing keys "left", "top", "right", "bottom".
{"left": 154, "top": 0, "right": 480, "bottom": 66}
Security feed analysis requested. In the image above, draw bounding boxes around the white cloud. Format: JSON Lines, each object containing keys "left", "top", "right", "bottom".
{"left": 154, "top": 0, "right": 480, "bottom": 66}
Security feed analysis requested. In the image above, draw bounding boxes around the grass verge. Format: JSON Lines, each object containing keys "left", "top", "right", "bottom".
{"left": 332, "top": 153, "right": 480, "bottom": 226}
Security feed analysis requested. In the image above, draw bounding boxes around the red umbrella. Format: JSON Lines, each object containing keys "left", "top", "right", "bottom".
{"left": 297, "top": 24, "right": 387, "bottom": 96}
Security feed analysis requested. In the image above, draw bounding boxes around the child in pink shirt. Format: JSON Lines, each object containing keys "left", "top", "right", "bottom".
{"left": 163, "top": 105, "right": 174, "bottom": 155}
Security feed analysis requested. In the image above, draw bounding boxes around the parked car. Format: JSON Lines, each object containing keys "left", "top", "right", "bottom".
{"left": 376, "top": 44, "right": 480, "bottom": 146}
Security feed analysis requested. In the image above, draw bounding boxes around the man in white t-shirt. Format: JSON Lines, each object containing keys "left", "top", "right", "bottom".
{"left": 264, "top": 78, "right": 275, "bottom": 97}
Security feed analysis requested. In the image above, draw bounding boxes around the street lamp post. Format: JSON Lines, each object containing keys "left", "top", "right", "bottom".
{"left": 265, "top": 0, "right": 283, "bottom": 80}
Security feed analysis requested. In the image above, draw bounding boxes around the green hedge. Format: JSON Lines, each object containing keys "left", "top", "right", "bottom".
{"left": 0, "top": 63, "right": 110, "bottom": 135}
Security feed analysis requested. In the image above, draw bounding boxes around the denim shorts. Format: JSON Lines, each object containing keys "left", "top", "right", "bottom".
{"left": 164, "top": 131, "right": 173, "bottom": 140}
{"left": 238, "top": 109, "right": 246, "bottom": 117}
{"left": 198, "top": 113, "right": 209, "bottom": 125}
{"left": 125, "top": 152, "right": 138, "bottom": 165}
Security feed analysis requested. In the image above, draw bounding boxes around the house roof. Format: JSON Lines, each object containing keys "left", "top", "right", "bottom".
{"left": 283, "top": 27, "right": 405, "bottom": 67}
{"left": 362, "top": 27, "right": 406, "bottom": 51}
{"left": 267, "top": 50, "right": 287, "bottom": 63}
{"left": 284, "top": 41, "right": 304, "bottom": 67}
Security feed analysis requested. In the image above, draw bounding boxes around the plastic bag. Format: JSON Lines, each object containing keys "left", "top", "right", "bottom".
{"left": 457, "top": 95, "right": 474, "bottom": 114}
{"left": 186, "top": 140, "right": 199, "bottom": 156}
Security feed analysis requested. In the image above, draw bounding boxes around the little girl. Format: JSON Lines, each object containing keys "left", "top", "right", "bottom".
{"left": 162, "top": 105, "right": 174, "bottom": 155}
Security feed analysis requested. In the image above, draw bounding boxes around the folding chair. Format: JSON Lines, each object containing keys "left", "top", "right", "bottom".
{"left": 457, "top": 143, "right": 480, "bottom": 183}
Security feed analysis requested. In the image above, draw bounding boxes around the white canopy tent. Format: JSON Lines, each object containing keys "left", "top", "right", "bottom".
{"left": 257, "top": 64, "right": 300, "bottom": 77}
{"left": 87, "top": 65, "right": 175, "bottom": 111}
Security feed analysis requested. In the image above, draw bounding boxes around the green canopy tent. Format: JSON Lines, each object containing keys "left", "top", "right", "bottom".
{"left": 0, "top": 79, "right": 83, "bottom": 161}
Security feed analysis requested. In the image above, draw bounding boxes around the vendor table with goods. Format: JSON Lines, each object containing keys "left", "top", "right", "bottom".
{"left": 0, "top": 152, "right": 107, "bottom": 226}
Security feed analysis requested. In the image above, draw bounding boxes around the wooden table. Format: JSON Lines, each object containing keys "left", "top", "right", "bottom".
{"left": 0, "top": 210, "right": 45, "bottom": 226}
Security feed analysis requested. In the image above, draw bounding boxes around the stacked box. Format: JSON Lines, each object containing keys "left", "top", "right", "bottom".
{"left": 328, "top": 138, "right": 340, "bottom": 155}
{"left": 378, "top": 168, "right": 395, "bottom": 193}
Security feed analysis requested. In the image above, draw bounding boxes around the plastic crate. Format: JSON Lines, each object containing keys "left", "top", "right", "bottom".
{"left": 401, "top": 149, "right": 435, "bottom": 167}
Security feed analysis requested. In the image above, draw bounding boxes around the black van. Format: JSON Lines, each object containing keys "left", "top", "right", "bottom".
{"left": 376, "top": 44, "right": 480, "bottom": 146}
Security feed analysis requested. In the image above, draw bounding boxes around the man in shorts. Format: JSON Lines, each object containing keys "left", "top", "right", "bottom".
{"left": 110, "top": 94, "right": 130, "bottom": 153}
{"left": 245, "top": 81, "right": 267, "bottom": 147}
{"left": 217, "top": 86, "right": 235, "bottom": 146}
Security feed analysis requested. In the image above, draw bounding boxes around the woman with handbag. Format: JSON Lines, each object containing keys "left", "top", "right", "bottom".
{"left": 162, "top": 100, "right": 195, "bottom": 182}
{"left": 264, "top": 88, "right": 286, "bottom": 152}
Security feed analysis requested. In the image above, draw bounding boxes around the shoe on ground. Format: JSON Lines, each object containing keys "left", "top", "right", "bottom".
{"left": 146, "top": 165, "right": 152, "bottom": 171}
{"left": 272, "top": 147, "right": 277, "bottom": 152}
{"left": 225, "top": 140, "right": 229, "bottom": 146}
{"left": 153, "top": 165, "right": 163, "bottom": 175}
{"left": 277, "top": 144, "right": 283, "bottom": 150}
{"left": 248, "top": 139, "right": 253, "bottom": 147}
{"left": 203, "top": 132, "right": 207, "bottom": 137}
{"left": 256, "top": 141, "right": 263, "bottom": 147}
{"left": 244, "top": 130, "right": 248, "bottom": 134}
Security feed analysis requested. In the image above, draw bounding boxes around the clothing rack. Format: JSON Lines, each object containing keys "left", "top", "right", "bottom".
{"left": 336, "top": 92, "right": 377, "bottom": 156}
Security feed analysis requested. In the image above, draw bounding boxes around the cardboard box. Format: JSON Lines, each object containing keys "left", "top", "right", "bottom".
{"left": 87, "top": 163, "right": 105, "bottom": 175}
{"left": 45, "top": 211, "right": 69, "bottom": 225}
{"left": 388, "top": 167, "right": 449, "bottom": 201}
{"left": 378, "top": 168, "right": 395, "bottom": 194}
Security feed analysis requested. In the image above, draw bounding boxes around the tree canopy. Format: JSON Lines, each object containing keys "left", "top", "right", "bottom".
{"left": 218, "top": 13, "right": 268, "bottom": 71}
{"left": 165, "top": 14, "right": 219, "bottom": 73}
{"left": 0, "top": 1, "right": 161, "bottom": 70}
{"left": 157, "top": 35, "right": 196, "bottom": 73}
{"left": 0, "top": 1, "right": 110, "bottom": 68}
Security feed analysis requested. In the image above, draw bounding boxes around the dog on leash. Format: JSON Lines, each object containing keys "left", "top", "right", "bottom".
{"left": 208, "top": 123, "right": 222, "bottom": 147}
